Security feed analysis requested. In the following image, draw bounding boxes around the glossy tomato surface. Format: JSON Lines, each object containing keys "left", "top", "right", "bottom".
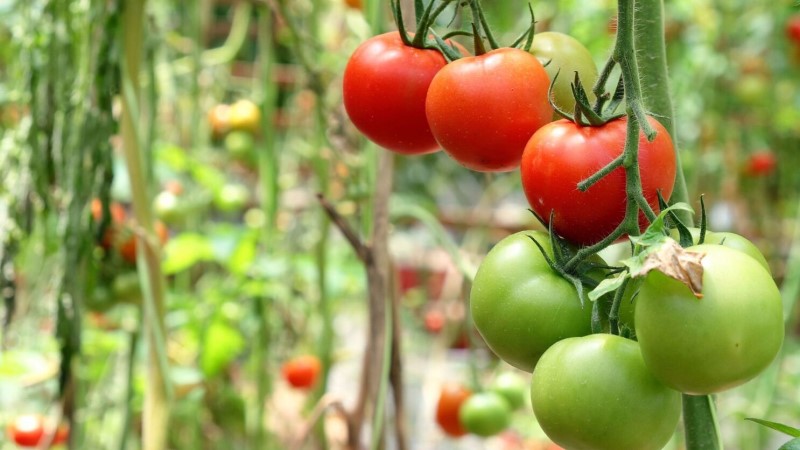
{"left": 530, "top": 31, "right": 598, "bottom": 115}
{"left": 531, "top": 334, "right": 681, "bottom": 450}
{"left": 426, "top": 47, "right": 553, "bottom": 172}
{"left": 458, "top": 391, "right": 512, "bottom": 437}
{"left": 520, "top": 116, "right": 676, "bottom": 246}
{"left": 343, "top": 32, "right": 450, "bottom": 155}
{"left": 470, "top": 231, "right": 595, "bottom": 372}
{"left": 635, "top": 244, "right": 783, "bottom": 394}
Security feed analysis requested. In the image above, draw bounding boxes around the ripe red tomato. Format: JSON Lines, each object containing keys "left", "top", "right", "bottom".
{"left": 91, "top": 199, "right": 128, "bottom": 249}
{"left": 6, "top": 414, "right": 69, "bottom": 447}
{"left": 520, "top": 116, "right": 676, "bottom": 246}
{"left": 426, "top": 47, "right": 553, "bottom": 172}
{"left": 744, "top": 150, "right": 777, "bottom": 177}
{"left": 343, "top": 32, "right": 450, "bottom": 155}
{"left": 435, "top": 382, "right": 472, "bottom": 437}
{"left": 786, "top": 16, "right": 800, "bottom": 44}
{"left": 282, "top": 355, "right": 322, "bottom": 389}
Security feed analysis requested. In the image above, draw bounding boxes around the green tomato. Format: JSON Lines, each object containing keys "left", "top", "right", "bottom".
{"left": 153, "top": 190, "right": 189, "bottom": 226}
{"left": 531, "top": 334, "right": 681, "bottom": 450}
{"left": 214, "top": 183, "right": 251, "bottom": 213}
{"left": 530, "top": 32, "right": 599, "bottom": 116}
{"left": 470, "top": 231, "right": 595, "bottom": 372}
{"left": 780, "top": 437, "right": 800, "bottom": 450}
{"left": 458, "top": 391, "right": 511, "bottom": 437}
{"left": 635, "top": 244, "right": 783, "bottom": 394}
{"left": 224, "top": 130, "right": 256, "bottom": 164}
{"left": 671, "top": 227, "right": 769, "bottom": 272}
{"left": 488, "top": 372, "right": 527, "bottom": 410}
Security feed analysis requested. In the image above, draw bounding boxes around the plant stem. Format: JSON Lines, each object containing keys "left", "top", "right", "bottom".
{"left": 121, "top": 1, "right": 170, "bottom": 449}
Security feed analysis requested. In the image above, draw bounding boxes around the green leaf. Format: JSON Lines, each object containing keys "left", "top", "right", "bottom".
{"left": 745, "top": 418, "right": 800, "bottom": 438}
{"left": 629, "top": 202, "right": 695, "bottom": 248}
{"left": 589, "top": 274, "right": 628, "bottom": 302}
{"left": 201, "top": 319, "right": 245, "bottom": 378}
{"left": 226, "top": 231, "right": 257, "bottom": 276}
{"left": 162, "top": 233, "right": 215, "bottom": 274}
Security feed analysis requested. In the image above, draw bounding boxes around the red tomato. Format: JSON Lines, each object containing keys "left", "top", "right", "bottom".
{"left": 520, "top": 117, "right": 676, "bottom": 246}
{"left": 118, "top": 221, "right": 170, "bottom": 264}
{"left": 426, "top": 47, "right": 553, "bottom": 172}
{"left": 424, "top": 309, "right": 445, "bottom": 333}
{"left": 282, "top": 355, "right": 323, "bottom": 389}
{"left": 6, "top": 415, "right": 69, "bottom": 447}
{"left": 343, "top": 32, "right": 450, "bottom": 155}
{"left": 344, "top": 0, "right": 362, "bottom": 10}
{"left": 787, "top": 16, "right": 800, "bottom": 44}
{"left": 91, "top": 199, "right": 128, "bottom": 249}
{"left": 435, "top": 383, "right": 472, "bottom": 437}
{"left": 744, "top": 150, "right": 777, "bottom": 177}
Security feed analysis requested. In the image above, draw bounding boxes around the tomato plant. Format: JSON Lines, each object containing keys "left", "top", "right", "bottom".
{"left": 530, "top": 31, "right": 599, "bottom": 115}
{"left": 227, "top": 99, "right": 261, "bottom": 134}
{"left": 458, "top": 391, "right": 512, "bottom": 437}
{"left": 672, "top": 227, "right": 770, "bottom": 271}
{"left": 6, "top": 414, "right": 69, "bottom": 448}
{"left": 91, "top": 198, "right": 127, "bottom": 249}
{"left": 281, "top": 355, "right": 322, "bottom": 390}
{"left": 224, "top": 130, "right": 256, "bottom": 164}
{"left": 426, "top": 47, "right": 553, "bottom": 172}
{"left": 435, "top": 382, "right": 472, "bottom": 437}
{"left": 520, "top": 116, "right": 676, "bottom": 246}
{"left": 343, "top": 32, "right": 451, "bottom": 155}
{"left": 488, "top": 372, "right": 527, "bottom": 410}
{"left": 214, "top": 183, "right": 251, "bottom": 213}
{"left": 531, "top": 334, "right": 681, "bottom": 450}
{"left": 470, "top": 231, "right": 596, "bottom": 372}
{"left": 635, "top": 244, "right": 784, "bottom": 394}
{"left": 118, "top": 220, "right": 169, "bottom": 264}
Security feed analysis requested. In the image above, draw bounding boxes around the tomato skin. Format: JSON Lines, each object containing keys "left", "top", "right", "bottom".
{"left": 635, "top": 244, "right": 783, "bottom": 394}
{"left": 531, "top": 334, "right": 681, "bottom": 450}
{"left": 281, "top": 355, "right": 322, "bottom": 389}
{"left": 458, "top": 391, "right": 512, "bottom": 437}
{"left": 530, "top": 32, "right": 599, "bottom": 115}
{"left": 207, "top": 103, "right": 231, "bottom": 139}
{"left": 470, "top": 231, "right": 595, "bottom": 372}
{"left": 343, "top": 32, "right": 448, "bottom": 155}
{"left": 520, "top": 116, "right": 676, "bottom": 246}
{"left": 426, "top": 47, "right": 553, "bottom": 172}
{"left": 435, "top": 383, "right": 472, "bottom": 437}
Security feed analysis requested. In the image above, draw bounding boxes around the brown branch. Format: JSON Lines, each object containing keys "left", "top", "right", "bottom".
{"left": 317, "top": 193, "right": 371, "bottom": 263}
{"left": 389, "top": 261, "right": 408, "bottom": 450}
{"left": 290, "top": 394, "right": 352, "bottom": 450}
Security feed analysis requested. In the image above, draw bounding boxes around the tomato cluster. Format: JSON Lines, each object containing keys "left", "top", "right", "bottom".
{"left": 435, "top": 372, "right": 527, "bottom": 439}
{"left": 208, "top": 99, "right": 261, "bottom": 166}
{"left": 91, "top": 199, "right": 170, "bottom": 265}
{"left": 343, "top": 29, "right": 596, "bottom": 173}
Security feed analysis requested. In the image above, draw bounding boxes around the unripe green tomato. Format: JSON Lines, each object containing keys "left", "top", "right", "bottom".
{"left": 214, "top": 184, "right": 251, "bottom": 213}
{"left": 488, "top": 372, "right": 527, "bottom": 410}
{"left": 670, "top": 227, "right": 769, "bottom": 272}
{"left": 470, "top": 231, "right": 597, "bottom": 372}
{"left": 635, "top": 244, "right": 783, "bottom": 394}
{"left": 224, "top": 130, "right": 256, "bottom": 164}
{"left": 458, "top": 391, "right": 511, "bottom": 437}
{"left": 531, "top": 334, "right": 681, "bottom": 450}
{"left": 530, "top": 32, "right": 599, "bottom": 116}
{"left": 780, "top": 437, "right": 800, "bottom": 450}
{"left": 153, "top": 190, "right": 188, "bottom": 226}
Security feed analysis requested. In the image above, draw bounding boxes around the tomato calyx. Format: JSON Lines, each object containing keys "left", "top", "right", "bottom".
{"left": 390, "top": 0, "right": 464, "bottom": 60}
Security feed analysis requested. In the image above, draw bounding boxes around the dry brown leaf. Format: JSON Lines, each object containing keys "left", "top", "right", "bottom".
{"left": 631, "top": 239, "right": 706, "bottom": 298}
